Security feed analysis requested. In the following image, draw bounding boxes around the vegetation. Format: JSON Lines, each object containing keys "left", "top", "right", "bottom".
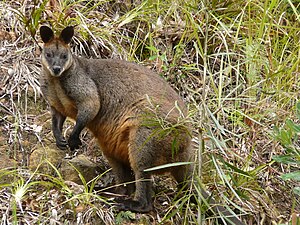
{"left": 0, "top": 0, "right": 300, "bottom": 224}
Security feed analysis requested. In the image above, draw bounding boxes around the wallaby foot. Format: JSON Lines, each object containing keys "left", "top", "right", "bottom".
{"left": 105, "top": 157, "right": 136, "bottom": 196}
{"left": 55, "top": 137, "right": 68, "bottom": 150}
{"left": 115, "top": 183, "right": 135, "bottom": 196}
{"left": 116, "top": 198, "right": 153, "bottom": 213}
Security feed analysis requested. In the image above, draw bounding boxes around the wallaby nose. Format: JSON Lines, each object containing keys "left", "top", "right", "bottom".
{"left": 53, "top": 66, "right": 61, "bottom": 75}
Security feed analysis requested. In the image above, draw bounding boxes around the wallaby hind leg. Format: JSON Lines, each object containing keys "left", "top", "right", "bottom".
{"left": 118, "top": 170, "right": 153, "bottom": 213}
{"left": 106, "top": 157, "right": 135, "bottom": 196}
{"left": 171, "top": 161, "right": 193, "bottom": 188}
{"left": 118, "top": 127, "right": 156, "bottom": 213}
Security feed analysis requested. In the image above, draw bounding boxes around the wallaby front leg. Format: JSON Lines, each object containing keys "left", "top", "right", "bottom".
{"left": 68, "top": 116, "right": 85, "bottom": 150}
{"left": 51, "top": 107, "right": 67, "bottom": 150}
{"left": 66, "top": 79, "right": 100, "bottom": 150}
{"left": 68, "top": 103, "right": 99, "bottom": 151}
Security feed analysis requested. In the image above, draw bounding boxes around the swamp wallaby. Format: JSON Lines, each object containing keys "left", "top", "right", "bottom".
{"left": 39, "top": 26, "right": 244, "bottom": 224}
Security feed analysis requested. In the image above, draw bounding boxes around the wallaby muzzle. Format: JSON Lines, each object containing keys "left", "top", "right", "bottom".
{"left": 53, "top": 66, "right": 61, "bottom": 75}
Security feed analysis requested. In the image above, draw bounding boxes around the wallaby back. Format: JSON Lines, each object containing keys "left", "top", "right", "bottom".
{"left": 39, "top": 26, "right": 245, "bottom": 224}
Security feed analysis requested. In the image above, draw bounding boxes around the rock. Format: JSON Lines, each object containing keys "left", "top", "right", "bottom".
{"left": 29, "top": 146, "right": 104, "bottom": 185}
{"left": 64, "top": 180, "right": 85, "bottom": 194}
{"left": 60, "top": 154, "right": 102, "bottom": 184}
{"left": 29, "top": 146, "right": 65, "bottom": 174}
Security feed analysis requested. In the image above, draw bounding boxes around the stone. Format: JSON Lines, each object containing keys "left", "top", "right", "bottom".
{"left": 29, "top": 146, "right": 65, "bottom": 174}
{"left": 61, "top": 154, "right": 102, "bottom": 184}
{"left": 29, "top": 146, "right": 103, "bottom": 185}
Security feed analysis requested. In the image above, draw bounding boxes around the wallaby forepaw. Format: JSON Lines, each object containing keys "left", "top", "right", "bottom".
{"left": 56, "top": 138, "right": 68, "bottom": 150}
{"left": 68, "top": 136, "right": 82, "bottom": 150}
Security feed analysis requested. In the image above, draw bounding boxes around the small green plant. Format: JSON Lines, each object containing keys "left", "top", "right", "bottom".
{"left": 146, "top": 45, "right": 168, "bottom": 71}
{"left": 8, "top": 0, "right": 48, "bottom": 41}
{"left": 115, "top": 211, "right": 135, "bottom": 225}
{"left": 11, "top": 171, "right": 41, "bottom": 223}
{"left": 273, "top": 102, "right": 300, "bottom": 195}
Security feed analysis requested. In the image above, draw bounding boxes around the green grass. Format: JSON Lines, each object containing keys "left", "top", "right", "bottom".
{"left": 1, "top": 0, "right": 300, "bottom": 224}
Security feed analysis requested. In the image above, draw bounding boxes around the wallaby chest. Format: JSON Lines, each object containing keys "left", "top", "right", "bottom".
{"left": 42, "top": 75, "right": 77, "bottom": 119}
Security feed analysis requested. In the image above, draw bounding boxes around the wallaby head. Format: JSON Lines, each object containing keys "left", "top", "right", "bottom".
{"left": 40, "top": 26, "right": 74, "bottom": 77}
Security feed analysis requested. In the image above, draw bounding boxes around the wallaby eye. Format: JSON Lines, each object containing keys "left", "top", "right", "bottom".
{"left": 46, "top": 53, "right": 51, "bottom": 58}
{"left": 61, "top": 54, "right": 68, "bottom": 59}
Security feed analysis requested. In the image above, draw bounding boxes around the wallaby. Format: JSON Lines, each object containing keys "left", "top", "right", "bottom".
{"left": 39, "top": 26, "right": 245, "bottom": 224}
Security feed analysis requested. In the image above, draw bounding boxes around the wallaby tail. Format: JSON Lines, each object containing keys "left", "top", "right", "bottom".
{"left": 176, "top": 172, "right": 245, "bottom": 225}
{"left": 198, "top": 189, "right": 245, "bottom": 225}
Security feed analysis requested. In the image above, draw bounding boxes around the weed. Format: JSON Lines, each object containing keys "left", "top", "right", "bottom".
{"left": 273, "top": 102, "right": 300, "bottom": 200}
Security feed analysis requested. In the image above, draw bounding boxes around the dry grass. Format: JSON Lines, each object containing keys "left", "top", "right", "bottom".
{"left": 1, "top": 0, "right": 300, "bottom": 224}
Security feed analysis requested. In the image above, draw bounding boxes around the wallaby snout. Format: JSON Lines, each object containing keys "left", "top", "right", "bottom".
{"left": 53, "top": 65, "right": 61, "bottom": 75}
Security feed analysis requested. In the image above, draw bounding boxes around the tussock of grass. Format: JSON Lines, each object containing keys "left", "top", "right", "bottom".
{"left": 0, "top": 0, "right": 300, "bottom": 224}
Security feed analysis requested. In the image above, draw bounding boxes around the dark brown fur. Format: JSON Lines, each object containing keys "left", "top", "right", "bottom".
{"left": 39, "top": 26, "right": 244, "bottom": 224}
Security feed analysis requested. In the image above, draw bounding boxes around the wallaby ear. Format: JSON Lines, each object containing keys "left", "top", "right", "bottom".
{"left": 59, "top": 26, "right": 74, "bottom": 44}
{"left": 40, "top": 26, "right": 54, "bottom": 43}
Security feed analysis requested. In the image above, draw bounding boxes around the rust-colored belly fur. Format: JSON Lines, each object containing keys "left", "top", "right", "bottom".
{"left": 89, "top": 119, "right": 135, "bottom": 166}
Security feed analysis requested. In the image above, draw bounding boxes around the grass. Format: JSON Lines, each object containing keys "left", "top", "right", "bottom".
{"left": 0, "top": 162, "right": 114, "bottom": 225}
{"left": 1, "top": 0, "right": 300, "bottom": 224}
